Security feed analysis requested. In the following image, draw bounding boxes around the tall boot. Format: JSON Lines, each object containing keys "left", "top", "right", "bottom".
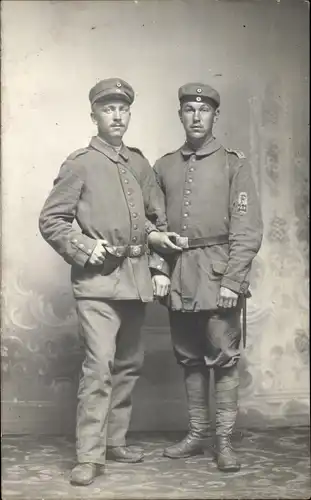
{"left": 214, "top": 365, "right": 241, "bottom": 472}
{"left": 163, "top": 366, "right": 210, "bottom": 458}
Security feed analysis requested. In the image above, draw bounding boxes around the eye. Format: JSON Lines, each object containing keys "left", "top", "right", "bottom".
{"left": 103, "top": 107, "right": 113, "bottom": 114}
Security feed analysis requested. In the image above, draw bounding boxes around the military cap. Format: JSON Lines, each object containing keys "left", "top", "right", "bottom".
{"left": 178, "top": 82, "right": 220, "bottom": 108}
{"left": 89, "top": 78, "right": 135, "bottom": 105}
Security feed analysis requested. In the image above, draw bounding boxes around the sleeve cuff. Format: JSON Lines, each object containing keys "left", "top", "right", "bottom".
{"left": 221, "top": 276, "right": 245, "bottom": 294}
{"left": 69, "top": 236, "right": 97, "bottom": 267}
{"left": 148, "top": 252, "right": 170, "bottom": 276}
{"left": 145, "top": 220, "right": 159, "bottom": 236}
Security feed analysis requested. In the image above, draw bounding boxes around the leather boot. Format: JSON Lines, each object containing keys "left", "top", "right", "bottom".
{"left": 214, "top": 365, "right": 241, "bottom": 472}
{"left": 163, "top": 366, "right": 210, "bottom": 458}
{"left": 70, "top": 463, "right": 101, "bottom": 486}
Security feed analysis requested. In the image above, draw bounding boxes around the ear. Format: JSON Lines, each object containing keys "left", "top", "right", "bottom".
{"left": 213, "top": 107, "right": 220, "bottom": 124}
{"left": 178, "top": 108, "right": 183, "bottom": 123}
{"left": 91, "top": 112, "right": 97, "bottom": 125}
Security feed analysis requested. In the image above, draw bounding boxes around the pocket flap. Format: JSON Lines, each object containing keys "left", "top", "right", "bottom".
{"left": 212, "top": 261, "right": 227, "bottom": 275}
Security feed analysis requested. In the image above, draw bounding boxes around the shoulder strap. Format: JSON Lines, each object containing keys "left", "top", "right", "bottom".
{"left": 128, "top": 146, "right": 145, "bottom": 158}
{"left": 225, "top": 147, "right": 246, "bottom": 184}
{"left": 66, "top": 148, "right": 89, "bottom": 161}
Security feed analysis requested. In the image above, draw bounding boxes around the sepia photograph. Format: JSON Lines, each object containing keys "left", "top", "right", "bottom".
{"left": 1, "top": 0, "right": 310, "bottom": 498}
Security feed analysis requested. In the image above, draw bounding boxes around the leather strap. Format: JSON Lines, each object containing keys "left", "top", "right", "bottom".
{"left": 176, "top": 234, "right": 228, "bottom": 249}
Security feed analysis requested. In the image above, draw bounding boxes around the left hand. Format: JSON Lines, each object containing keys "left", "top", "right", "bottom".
{"left": 217, "top": 286, "right": 239, "bottom": 308}
{"left": 152, "top": 275, "right": 171, "bottom": 297}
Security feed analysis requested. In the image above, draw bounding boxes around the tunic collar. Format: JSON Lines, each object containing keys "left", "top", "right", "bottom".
{"left": 180, "top": 136, "right": 221, "bottom": 158}
{"left": 89, "top": 135, "right": 129, "bottom": 162}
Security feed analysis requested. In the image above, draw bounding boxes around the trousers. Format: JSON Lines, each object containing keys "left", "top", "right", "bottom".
{"left": 169, "top": 307, "right": 241, "bottom": 369}
{"left": 75, "top": 299, "right": 146, "bottom": 465}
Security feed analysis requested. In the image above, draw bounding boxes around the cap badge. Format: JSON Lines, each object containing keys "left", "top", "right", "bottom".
{"left": 116, "top": 82, "right": 122, "bottom": 88}
{"left": 196, "top": 88, "right": 202, "bottom": 93}
{"left": 196, "top": 96, "right": 202, "bottom": 102}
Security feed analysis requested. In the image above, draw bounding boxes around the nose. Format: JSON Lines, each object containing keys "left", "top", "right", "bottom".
{"left": 193, "top": 109, "right": 201, "bottom": 122}
{"left": 113, "top": 109, "right": 121, "bottom": 121}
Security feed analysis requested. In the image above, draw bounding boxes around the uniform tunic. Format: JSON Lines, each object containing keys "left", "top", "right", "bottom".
{"left": 151, "top": 136, "right": 263, "bottom": 312}
{"left": 39, "top": 135, "right": 167, "bottom": 301}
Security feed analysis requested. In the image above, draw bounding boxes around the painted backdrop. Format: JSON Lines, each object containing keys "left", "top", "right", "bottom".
{"left": 1, "top": 0, "right": 309, "bottom": 433}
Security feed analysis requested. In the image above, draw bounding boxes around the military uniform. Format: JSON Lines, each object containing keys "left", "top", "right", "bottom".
{"left": 150, "top": 83, "right": 263, "bottom": 471}
{"left": 39, "top": 79, "right": 166, "bottom": 469}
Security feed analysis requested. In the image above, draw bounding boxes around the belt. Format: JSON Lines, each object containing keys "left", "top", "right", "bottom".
{"left": 105, "top": 244, "right": 147, "bottom": 258}
{"left": 175, "top": 234, "right": 229, "bottom": 249}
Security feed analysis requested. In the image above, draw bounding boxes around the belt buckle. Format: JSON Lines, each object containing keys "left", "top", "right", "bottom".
{"left": 131, "top": 245, "right": 142, "bottom": 257}
{"left": 176, "top": 236, "right": 189, "bottom": 249}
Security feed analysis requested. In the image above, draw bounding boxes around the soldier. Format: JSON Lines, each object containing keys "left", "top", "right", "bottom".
{"left": 151, "top": 83, "right": 263, "bottom": 472}
{"left": 39, "top": 78, "right": 180, "bottom": 486}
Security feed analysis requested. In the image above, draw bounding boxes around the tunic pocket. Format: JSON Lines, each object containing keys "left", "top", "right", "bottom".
{"left": 86, "top": 256, "right": 121, "bottom": 276}
{"left": 210, "top": 261, "right": 227, "bottom": 280}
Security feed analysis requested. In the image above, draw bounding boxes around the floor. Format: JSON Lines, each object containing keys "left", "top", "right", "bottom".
{"left": 2, "top": 428, "right": 310, "bottom": 499}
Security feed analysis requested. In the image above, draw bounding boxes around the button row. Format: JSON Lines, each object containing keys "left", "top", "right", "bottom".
{"left": 181, "top": 158, "right": 197, "bottom": 232}
{"left": 120, "top": 165, "right": 145, "bottom": 246}
{"left": 119, "top": 166, "right": 140, "bottom": 244}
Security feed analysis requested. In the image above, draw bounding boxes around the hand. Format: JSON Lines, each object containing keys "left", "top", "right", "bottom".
{"left": 148, "top": 231, "right": 182, "bottom": 254}
{"left": 152, "top": 275, "right": 171, "bottom": 297}
{"left": 217, "top": 286, "right": 239, "bottom": 308}
{"left": 88, "top": 239, "right": 109, "bottom": 265}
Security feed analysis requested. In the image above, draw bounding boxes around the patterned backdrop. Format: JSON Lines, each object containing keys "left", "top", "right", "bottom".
{"left": 1, "top": 0, "right": 309, "bottom": 433}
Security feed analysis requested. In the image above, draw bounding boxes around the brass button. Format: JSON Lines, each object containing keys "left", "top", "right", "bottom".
{"left": 133, "top": 224, "right": 138, "bottom": 230}
{"left": 184, "top": 213, "right": 189, "bottom": 217}
{"left": 185, "top": 201, "right": 190, "bottom": 206}
{"left": 132, "top": 236, "right": 137, "bottom": 242}
{"left": 182, "top": 225, "right": 187, "bottom": 230}
{"left": 124, "top": 179, "right": 129, "bottom": 184}
{"left": 185, "top": 189, "right": 191, "bottom": 195}
{"left": 132, "top": 212, "right": 138, "bottom": 218}
{"left": 188, "top": 178, "right": 193, "bottom": 183}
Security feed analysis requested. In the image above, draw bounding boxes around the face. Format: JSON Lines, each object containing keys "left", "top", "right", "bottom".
{"left": 179, "top": 100, "right": 219, "bottom": 142}
{"left": 91, "top": 98, "right": 131, "bottom": 144}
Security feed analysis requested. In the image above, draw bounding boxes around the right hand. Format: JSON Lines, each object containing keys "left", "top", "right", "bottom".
{"left": 88, "top": 239, "right": 109, "bottom": 265}
{"left": 148, "top": 231, "right": 182, "bottom": 254}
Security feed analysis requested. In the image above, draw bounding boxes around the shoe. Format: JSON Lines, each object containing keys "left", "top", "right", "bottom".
{"left": 106, "top": 446, "right": 144, "bottom": 463}
{"left": 70, "top": 462, "right": 100, "bottom": 486}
